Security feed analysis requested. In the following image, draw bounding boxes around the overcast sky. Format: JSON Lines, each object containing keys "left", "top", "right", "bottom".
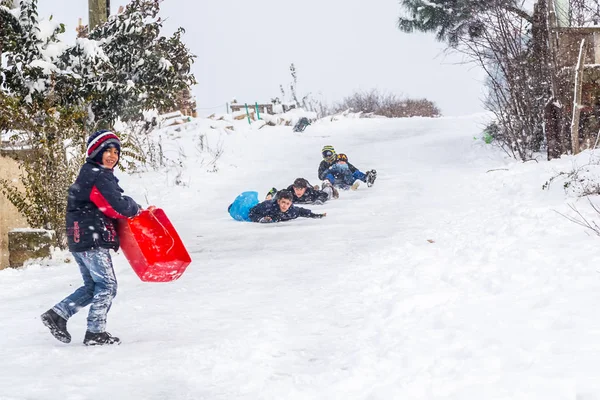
{"left": 37, "top": 0, "right": 487, "bottom": 116}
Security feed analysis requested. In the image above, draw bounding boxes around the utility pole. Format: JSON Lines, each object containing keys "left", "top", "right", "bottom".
{"left": 88, "top": 0, "right": 110, "bottom": 31}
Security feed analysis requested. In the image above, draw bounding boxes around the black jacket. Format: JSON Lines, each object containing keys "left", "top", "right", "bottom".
{"left": 66, "top": 160, "right": 140, "bottom": 252}
{"left": 248, "top": 199, "right": 323, "bottom": 223}
{"left": 286, "top": 185, "right": 328, "bottom": 204}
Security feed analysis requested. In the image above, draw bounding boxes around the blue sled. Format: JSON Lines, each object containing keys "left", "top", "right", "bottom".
{"left": 228, "top": 191, "right": 259, "bottom": 221}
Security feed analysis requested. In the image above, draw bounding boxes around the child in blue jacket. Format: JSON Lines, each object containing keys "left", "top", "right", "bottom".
{"left": 41, "top": 130, "right": 140, "bottom": 346}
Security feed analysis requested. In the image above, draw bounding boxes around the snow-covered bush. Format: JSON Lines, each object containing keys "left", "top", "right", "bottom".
{"left": 333, "top": 89, "right": 441, "bottom": 118}
{"left": 0, "top": 93, "right": 86, "bottom": 248}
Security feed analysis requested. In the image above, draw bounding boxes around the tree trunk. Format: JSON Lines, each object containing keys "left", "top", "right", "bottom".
{"left": 88, "top": 0, "right": 108, "bottom": 31}
{"left": 531, "top": 0, "right": 555, "bottom": 153}
{"left": 545, "top": 98, "right": 563, "bottom": 159}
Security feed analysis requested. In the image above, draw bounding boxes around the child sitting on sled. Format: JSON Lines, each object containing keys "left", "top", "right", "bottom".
{"left": 318, "top": 145, "right": 376, "bottom": 190}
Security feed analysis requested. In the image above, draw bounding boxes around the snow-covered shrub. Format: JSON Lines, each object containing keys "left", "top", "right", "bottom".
{"left": 333, "top": 89, "right": 441, "bottom": 118}
{"left": 0, "top": 94, "right": 86, "bottom": 248}
{"left": 277, "top": 63, "right": 332, "bottom": 118}
{"left": 542, "top": 158, "right": 600, "bottom": 198}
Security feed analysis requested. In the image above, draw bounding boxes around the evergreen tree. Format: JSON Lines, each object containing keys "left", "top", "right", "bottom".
{"left": 397, "top": 0, "right": 532, "bottom": 46}
{"left": 58, "top": 0, "right": 197, "bottom": 126}
{"left": 2, "top": 0, "right": 196, "bottom": 127}
{"left": 0, "top": 0, "right": 67, "bottom": 103}
{"left": 0, "top": 0, "right": 196, "bottom": 247}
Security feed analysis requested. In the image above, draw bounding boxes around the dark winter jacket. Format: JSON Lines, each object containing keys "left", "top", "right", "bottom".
{"left": 66, "top": 159, "right": 140, "bottom": 252}
{"left": 248, "top": 199, "right": 324, "bottom": 223}
{"left": 318, "top": 158, "right": 360, "bottom": 182}
{"left": 285, "top": 185, "right": 328, "bottom": 204}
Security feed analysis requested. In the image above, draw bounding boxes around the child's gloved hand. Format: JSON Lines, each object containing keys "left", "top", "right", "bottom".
{"left": 259, "top": 216, "right": 273, "bottom": 223}
{"left": 314, "top": 213, "right": 326, "bottom": 219}
{"left": 132, "top": 204, "right": 143, "bottom": 217}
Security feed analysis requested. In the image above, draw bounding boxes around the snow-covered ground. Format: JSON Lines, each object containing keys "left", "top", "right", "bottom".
{"left": 3, "top": 113, "right": 600, "bottom": 399}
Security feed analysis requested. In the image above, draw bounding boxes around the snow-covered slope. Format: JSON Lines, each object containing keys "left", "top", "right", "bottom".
{"left": 2, "top": 113, "right": 600, "bottom": 399}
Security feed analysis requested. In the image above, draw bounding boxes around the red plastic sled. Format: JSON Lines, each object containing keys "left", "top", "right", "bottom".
{"left": 118, "top": 206, "right": 191, "bottom": 282}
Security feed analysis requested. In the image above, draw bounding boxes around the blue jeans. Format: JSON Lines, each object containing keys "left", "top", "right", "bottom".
{"left": 53, "top": 248, "right": 118, "bottom": 333}
{"left": 352, "top": 170, "right": 366, "bottom": 182}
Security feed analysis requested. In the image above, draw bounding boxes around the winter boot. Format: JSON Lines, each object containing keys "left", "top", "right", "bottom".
{"left": 83, "top": 331, "right": 121, "bottom": 346}
{"left": 331, "top": 186, "right": 339, "bottom": 199}
{"left": 365, "top": 170, "right": 377, "bottom": 187}
{"left": 265, "top": 187, "right": 278, "bottom": 200}
{"left": 41, "top": 309, "right": 71, "bottom": 343}
{"left": 321, "top": 181, "right": 339, "bottom": 199}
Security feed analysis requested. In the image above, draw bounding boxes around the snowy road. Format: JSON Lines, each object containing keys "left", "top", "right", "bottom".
{"left": 2, "top": 114, "right": 600, "bottom": 399}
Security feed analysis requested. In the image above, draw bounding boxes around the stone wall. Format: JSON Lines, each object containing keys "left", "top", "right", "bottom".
{"left": 8, "top": 229, "right": 54, "bottom": 268}
{"left": 0, "top": 155, "right": 29, "bottom": 269}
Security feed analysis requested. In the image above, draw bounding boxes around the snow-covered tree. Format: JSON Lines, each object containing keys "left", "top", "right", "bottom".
{"left": 0, "top": 0, "right": 67, "bottom": 103}
{"left": 58, "top": 0, "right": 197, "bottom": 126}
{"left": 397, "top": 0, "right": 532, "bottom": 46}
{"left": 1, "top": 0, "right": 196, "bottom": 127}
{"left": 0, "top": 0, "right": 197, "bottom": 247}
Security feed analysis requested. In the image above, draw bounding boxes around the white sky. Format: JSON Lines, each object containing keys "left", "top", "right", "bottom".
{"left": 37, "top": 0, "right": 487, "bottom": 116}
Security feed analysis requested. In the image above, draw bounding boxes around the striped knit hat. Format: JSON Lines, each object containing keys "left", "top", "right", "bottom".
{"left": 86, "top": 130, "right": 121, "bottom": 163}
{"left": 321, "top": 145, "right": 336, "bottom": 162}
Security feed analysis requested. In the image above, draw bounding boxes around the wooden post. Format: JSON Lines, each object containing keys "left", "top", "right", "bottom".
{"left": 89, "top": 0, "right": 108, "bottom": 31}
{"left": 244, "top": 103, "right": 251, "bottom": 124}
{"left": 571, "top": 39, "right": 586, "bottom": 155}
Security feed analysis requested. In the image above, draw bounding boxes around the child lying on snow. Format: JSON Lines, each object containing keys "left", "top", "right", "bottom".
{"left": 249, "top": 190, "right": 326, "bottom": 223}
{"left": 265, "top": 178, "right": 338, "bottom": 204}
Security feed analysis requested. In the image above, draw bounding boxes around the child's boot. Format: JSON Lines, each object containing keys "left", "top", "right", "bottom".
{"left": 366, "top": 170, "right": 377, "bottom": 187}
{"left": 41, "top": 309, "right": 71, "bottom": 343}
{"left": 322, "top": 181, "right": 339, "bottom": 199}
{"left": 265, "top": 187, "right": 278, "bottom": 200}
{"left": 84, "top": 331, "right": 121, "bottom": 346}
